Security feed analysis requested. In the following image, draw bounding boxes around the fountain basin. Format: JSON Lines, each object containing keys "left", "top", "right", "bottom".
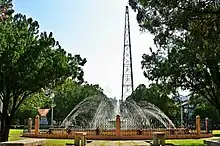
{"left": 22, "top": 128, "right": 213, "bottom": 140}
{"left": 23, "top": 128, "right": 213, "bottom": 140}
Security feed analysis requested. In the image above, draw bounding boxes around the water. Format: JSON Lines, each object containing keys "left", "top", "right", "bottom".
{"left": 61, "top": 95, "right": 175, "bottom": 129}
{"left": 115, "top": 99, "right": 120, "bottom": 116}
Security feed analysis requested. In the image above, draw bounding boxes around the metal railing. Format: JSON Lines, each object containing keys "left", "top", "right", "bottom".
{"left": 23, "top": 117, "right": 216, "bottom": 136}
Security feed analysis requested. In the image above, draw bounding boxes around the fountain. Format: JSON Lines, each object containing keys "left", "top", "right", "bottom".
{"left": 61, "top": 95, "right": 175, "bottom": 130}
{"left": 22, "top": 94, "right": 213, "bottom": 140}
{"left": 21, "top": 5, "right": 213, "bottom": 141}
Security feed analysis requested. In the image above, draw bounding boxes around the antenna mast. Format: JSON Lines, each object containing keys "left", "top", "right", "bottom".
{"left": 121, "top": 6, "right": 134, "bottom": 101}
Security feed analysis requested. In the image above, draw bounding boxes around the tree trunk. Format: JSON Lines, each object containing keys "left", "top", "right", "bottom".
{"left": 0, "top": 115, "right": 11, "bottom": 142}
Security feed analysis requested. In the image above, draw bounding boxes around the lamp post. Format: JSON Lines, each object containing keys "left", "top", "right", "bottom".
{"left": 50, "top": 93, "right": 55, "bottom": 127}
{"left": 180, "top": 101, "right": 184, "bottom": 127}
{"left": 178, "top": 95, "right": 185, "bottom": 127}
{"left": 41, "top": 88, "right": 56, "bottom": 127}
{"left": 180, "top": 99, "right": 190, "bottom": 127}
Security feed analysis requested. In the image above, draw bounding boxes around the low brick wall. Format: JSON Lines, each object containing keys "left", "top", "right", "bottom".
{"left": 23, "top": 127, "right": 213, "bottom": 140}
{"left": 22, "top": 133, "right": 213, "bottom": 140}
{"left": 44, "top": 128, "right": 192, "bottom": 136}
{"left": 50, "top": 128, "right": 68, "bottom": 135}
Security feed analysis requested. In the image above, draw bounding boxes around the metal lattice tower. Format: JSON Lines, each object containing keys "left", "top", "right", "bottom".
{"left": 121, "top": 6, "right": 134, "bottom": 101}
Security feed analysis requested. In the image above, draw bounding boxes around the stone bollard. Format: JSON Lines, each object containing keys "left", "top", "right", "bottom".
{"left": 205, "top": 117, "right": 209, "bottom": 134}
{"left": 153, "top": 132, "right": 165, "bottom": 146}
{"left": 196, "top": 115, "right": 201, "bottom": 135}
{"left": 28, "top": 118, "right": 32, "bottom": 134}
{"left": 74, "top": 132, "right": 87, "bottom": 146}
{"left": 35, "top": 115, "right": 40, "bottom": 135}
{"left": 116, "top": 115, "right": 121, "bottom": 136}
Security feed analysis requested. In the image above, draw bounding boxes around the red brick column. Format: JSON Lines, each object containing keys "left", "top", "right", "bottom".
{"left": 35, "top": 115, "right": 40, "bottom": 135}
{"left": 116, "top": 115, "right": 121, "bottom": 136}
{"left": 196, "top": 115, "right": 201, "bottom": 135}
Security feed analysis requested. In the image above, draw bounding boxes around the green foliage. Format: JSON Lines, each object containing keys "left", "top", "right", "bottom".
{"left": 129, "top": 0, "right": 220, "bottom": 115}
{"left": 0, "top": 13, "right": 86, "bottom": 114}
{"left": 0, "top": 4, "right": 86, "bottom": 141}
{"left": 13, "top": 92, "right": 51, "bottom": 125}
{"left": 128, "top": 84, "right": 179, "bottom": 122}
{"left": 0, "top": 0, "right": 14, "bottom": 21}
{"left": 53, "top": 79, "right": 104, "bottom": 123}
{"left": 190, "top": 94, "right": 220, "bottom": 123}
{"left": 13, "top": 78, "right": 105, "bottom": 125}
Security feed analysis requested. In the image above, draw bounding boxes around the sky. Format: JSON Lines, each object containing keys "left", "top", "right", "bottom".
{"left": 13, "top": 0, "right": 157, "bottom": 99}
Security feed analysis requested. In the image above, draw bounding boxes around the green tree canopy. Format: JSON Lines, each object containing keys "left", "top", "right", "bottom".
{"left": 0, "top": 0, "right": 14, "bottom": 21}
{"left": 0, "top": 2, "right": 86, "bottom": 141}
{"left": 13, "top": 79, "right": 104, "bottom": 126}
{"left": 189, "top": 94, "right": 220, "bottom": 123}
{"left": 128, "top": 84, "right": 179, "bottom": 123}
{"left": 129, "top": 0, "right": 220, "bottom": 115}
{"left": 53, "top": 79, "right": 104, "bottom": 123}
{"left": 13, "top": 92, "right": 51, "bottom": 125}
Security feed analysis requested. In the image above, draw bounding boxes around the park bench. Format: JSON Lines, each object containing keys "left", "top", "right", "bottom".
{"left": 0, "top": 138, "right": 46, "bottom": 146}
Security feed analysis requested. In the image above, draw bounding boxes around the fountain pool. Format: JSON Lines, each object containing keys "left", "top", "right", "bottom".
{"left": 22, "top": 95, "right": 213, "bottom": 140}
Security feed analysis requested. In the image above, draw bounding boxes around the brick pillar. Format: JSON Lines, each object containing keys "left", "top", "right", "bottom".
{"left": 35, "top": 115, "right": 40, "bottom": 135}
{"left": 28, "top": 118, "right": 32, "bottom": 134}
{"left": 205, "top": 118, "right": 209, "bottom": 134}
{"left": 196, "top": 115, "right": 201, "bottom": 135}
{"left": 116, "top": 115, "right": 121, "bottom": 136}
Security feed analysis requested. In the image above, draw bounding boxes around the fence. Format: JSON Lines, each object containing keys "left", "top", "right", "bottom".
{"left": 23, "top": 115, "right": 213, "bottom": 137}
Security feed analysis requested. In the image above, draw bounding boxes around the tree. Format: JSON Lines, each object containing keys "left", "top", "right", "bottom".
{"left": 13, "top": 92, "right": 51, "bottom": 125}
{"left": 53, "top": 79, "right": 104, "bottom": 123}
{"left": 129, "top": 0, "right": 220, "bottom": 116}
{"left": 0, "top": 3, "right": 86, "bottom": 142}
{"left": 128, "top": 84, "right": 179, "bottom": 123}
{"left": 189, "top": 94, "right": 220, "bottom": 123}
{"left": 0, "top": 0, "right": 14, "bottom": 21}
{"left": 13, "top": 80, "right": 104, "bottom": 126}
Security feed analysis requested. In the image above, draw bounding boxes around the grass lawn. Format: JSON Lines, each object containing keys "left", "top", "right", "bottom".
{"left": 9, "top": 129, "right": 220, "bottom": 146}
{"left": 9, "top": 129, "right": 24, "bottom": 141}
{"left": 166, "top": 139, "right": 205, "bottom": 146}
{"left": 9, "top": 129, "right": 73, "bottom": 146}
{"left": 212, "top": 130, "right": 220, "bottom": 135}
{"left": 165, "top": 130, "right": 220, "bottom": 145}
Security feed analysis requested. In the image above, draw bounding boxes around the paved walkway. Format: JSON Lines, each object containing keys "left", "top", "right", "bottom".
{"left": 86, "top": 140, "right": 150, "bottom": 146}
{"left": 86, "top": 137, "right": 219, "bottom": 146}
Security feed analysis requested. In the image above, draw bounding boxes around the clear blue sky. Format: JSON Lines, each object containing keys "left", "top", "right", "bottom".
{"left": 13, "top": 0, "right": 157, "bottom": 98}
